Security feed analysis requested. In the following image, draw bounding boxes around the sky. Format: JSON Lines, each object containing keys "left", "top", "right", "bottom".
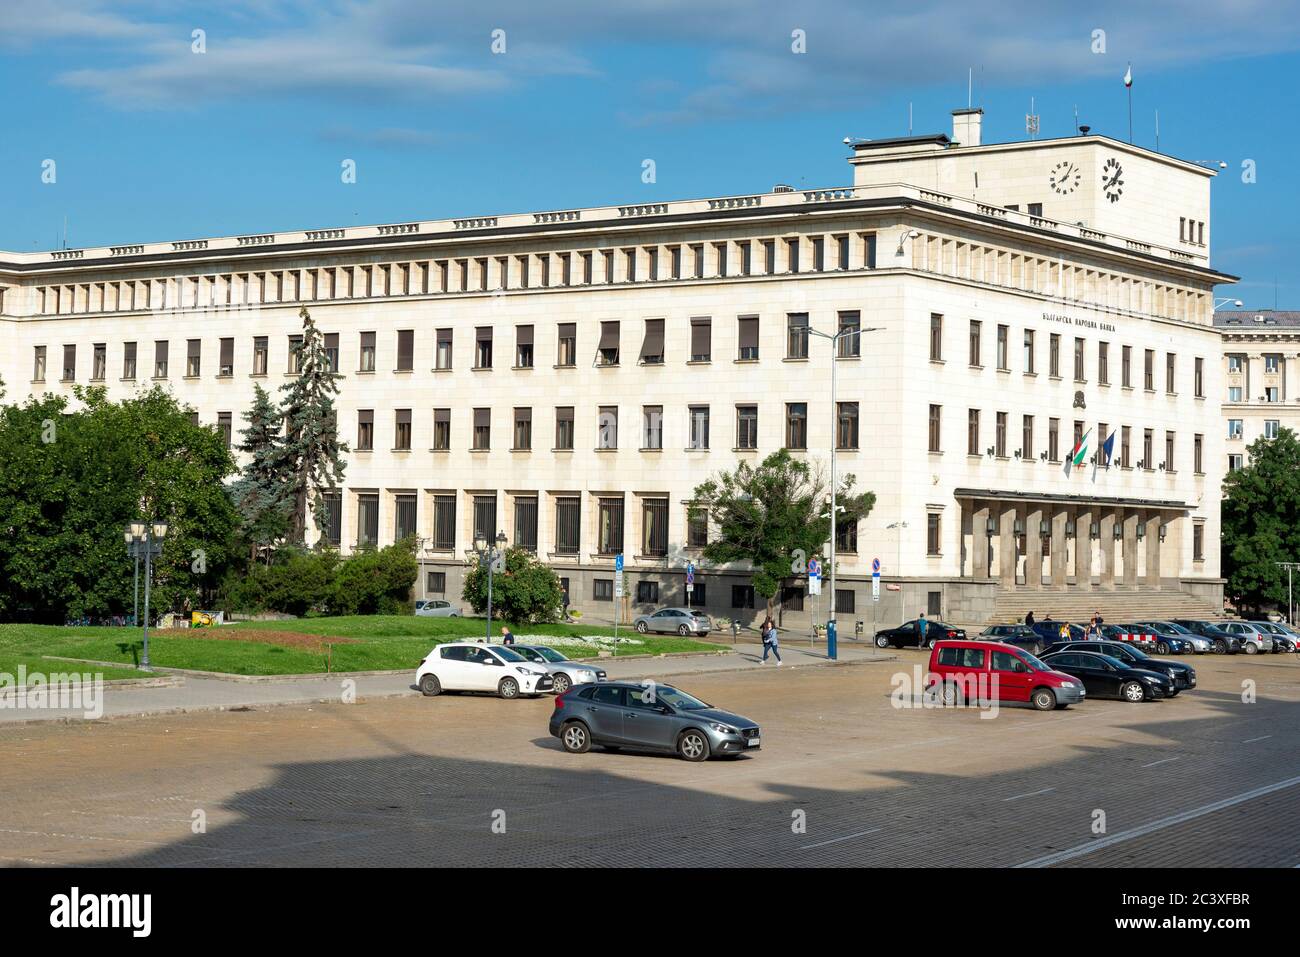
{"left": 1, "top": 0, "right": 1298, "bottom": 307}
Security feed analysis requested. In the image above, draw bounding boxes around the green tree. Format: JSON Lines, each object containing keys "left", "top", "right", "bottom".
{"left": 1222, "top": 427, "right": 1300, "bottom": 611}
{"left": 329, "top": 538, "right": 418, "bottom": 615}
{"left": 462, "top": 546, "right": 564, "bottom": 623}
{"left": 229, "top": 383, "right": 292, "bottom": 565}
{"left": 693, "top": 449, "right": 875, "bottom": 618}
{"left": 0, "top": 386, "right": 238, "bottom": 622}
{"left": 276, "top": 306, "right": 348, "bottom": 544}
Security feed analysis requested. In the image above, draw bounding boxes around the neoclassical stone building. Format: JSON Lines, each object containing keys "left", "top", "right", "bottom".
{"left": 0, "top": 108, "right": 1235, "bottom": 626}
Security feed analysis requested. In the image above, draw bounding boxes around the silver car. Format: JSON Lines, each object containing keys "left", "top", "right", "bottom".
{"left": 632, "top": 607, "right": 712, "bottom": 636}
{"left": 511, "top": 644, "right": 607, "bottom": 694}
{"left": 1216, "top": 621, "right": 1275, "bottom": 655}
{"left": 415, "top": 599, "right": 461, "bottom": 617}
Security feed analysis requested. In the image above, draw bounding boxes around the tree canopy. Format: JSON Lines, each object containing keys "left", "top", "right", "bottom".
{"left": 1222, "top": 426, "right": 1300, "bottom": 611}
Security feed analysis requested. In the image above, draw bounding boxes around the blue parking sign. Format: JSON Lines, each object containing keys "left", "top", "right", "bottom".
{"left": 686, "top": 562, "right": 695, "bottom": 585}
{"left": 615, "top": 553, "right": 624, "bottom": 572}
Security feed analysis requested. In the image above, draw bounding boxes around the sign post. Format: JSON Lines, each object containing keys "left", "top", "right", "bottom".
{"left": 807, "top": 557, "right": 822, "bottom": 647}
{"left": 871, "top": 558, "right": 881, "bottom": 647}
{"left": 614, "top": 554, "right": 624, "bottom": 657}
{"left": 686, "top": 562, "right": 695, "bottom": 611}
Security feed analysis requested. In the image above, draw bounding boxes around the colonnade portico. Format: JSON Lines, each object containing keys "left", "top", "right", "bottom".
{"left": 958, "top": 490, "right": 1187, "bottom": 590}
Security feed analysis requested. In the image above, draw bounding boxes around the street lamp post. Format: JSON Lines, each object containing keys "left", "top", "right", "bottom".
{"left": 887, "top": 521, "right": 908, "bottom": 624}
{"left": 124, "top": 521, "right": 168, "bottom": 671}
{"left": 475, "top": 531, "right": 508, "bottom": 641}
{"left": 807, "top": 322, "right": 883, "bottom": 660}
{"left": 1276, "top": 562, "right": 1300, "bottom": 625}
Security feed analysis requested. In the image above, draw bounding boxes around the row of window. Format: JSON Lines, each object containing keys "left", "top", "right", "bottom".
{"left": 1227, "top": 418, "right": 1285, "bottom": 441}
{"left": 947, "top": 406, "right": 1206, "bottom": 474}
{"left": 932, "top": 315, "right": 1206, "bottom": 397}
{"left": 1178, "top": 217, "right": 1207, "bottom": 247}
{"left": 30, "top": 233, "right": 881, "bottom": 317}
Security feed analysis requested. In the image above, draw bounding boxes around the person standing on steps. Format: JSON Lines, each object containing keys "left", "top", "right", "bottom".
{"left": 760, "top": 616, "right": 782, "bottom": 665}
{"left": 1025, "top": 610, "right": 1036, "bottom": 628}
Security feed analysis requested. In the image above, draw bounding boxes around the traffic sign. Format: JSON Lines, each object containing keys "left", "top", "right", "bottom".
{"left": 615, "top": 553, "right": 624, "bottom": 571}
{"left": 614, "top": 570, "right": 624, "bottom": 598}
{"left": 872, "top": 557, "right": 881, "bottom": 574}
{"left": 872, "top": 577, "right": 881, "bottom": 602}
{"left": 686, "top": 562, "right": 695, "bottom": 585}
{"left": 807, "top": 557, "right": 822, "bottom": 596}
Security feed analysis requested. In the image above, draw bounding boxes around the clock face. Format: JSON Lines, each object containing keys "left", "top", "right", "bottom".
{"left": 1049, "top": 159, "right": 1082, "bottom": 195}
{"left": 1102, "top": 157, "right": 1124, "bottom": 203}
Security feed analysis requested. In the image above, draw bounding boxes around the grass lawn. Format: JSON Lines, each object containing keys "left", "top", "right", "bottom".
{"left": 0, "top": 625, "right": 168, "bottom": 682}
{"left": 0, "top": 616, "right": 723, "bottom": 677}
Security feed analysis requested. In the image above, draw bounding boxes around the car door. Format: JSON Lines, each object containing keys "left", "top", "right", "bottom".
{"left": 1053, "top": 653, "right": 1097, "bottom": 694}
{"left": 1084, "top": 656, "right": 1124, "bottom": 697}
{"left": 435, "top": 646, "right": 470, "bottom": 689}
{"left": 990, "top": 649, "right": 1032, "bottom": 702}
{"left": 622, "top": 685, "right": 677, "bottom": 750}
{"left": 463, "top": 646, "right": 503, "bottom": 691}
{"left": 648, "top": 610, "right": 670, "bottom": 634}
{"left": 582, "top": 685, "right": 626, "bottom": 742}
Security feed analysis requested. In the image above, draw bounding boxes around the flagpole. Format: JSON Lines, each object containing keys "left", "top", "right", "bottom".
{"left": 1125, "top": 63, "right": 1133, "bottom": 144}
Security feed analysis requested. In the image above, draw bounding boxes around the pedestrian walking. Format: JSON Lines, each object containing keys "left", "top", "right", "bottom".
{"left": 1025, "top": 610, "right": 1036, "bottom": 628}
{"left": 500, "top": 626, "right": 515, "bottom": 646}
{"left": 1058, "top": 621, "right": 1070, "bottom": 642}
{"left": 760, "top": 617, "right": 782, "bottom": 665}
{"left": 1094, "top": 609, "right": 1105, "bottom": 627}
{"left": 1085, "top": 617, "right": 1101, "bottom": 640}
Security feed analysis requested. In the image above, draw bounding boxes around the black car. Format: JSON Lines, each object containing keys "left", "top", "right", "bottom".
{"left": 1044, "top": 640, "right": 1196, "bottom": 693}
{"left": 1170, "top": 619, "right": 1242, "bottom": 655}
{"left": 977, "top": 624, "right": 1048, "bottom": 655}
{"left": 874, "top": 619, "right": 967, "bottom": 650}
{"left": 1039, "top": 651, "right": 1176, "bottom": 702}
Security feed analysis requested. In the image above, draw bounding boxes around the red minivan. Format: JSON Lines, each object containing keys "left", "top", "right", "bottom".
{"left": 926, "top": 640, "right": 1086, "bottom": 711}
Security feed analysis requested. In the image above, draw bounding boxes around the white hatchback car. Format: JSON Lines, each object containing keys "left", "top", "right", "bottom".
{"left": 416, "top": 642, "right": 554, "bottom": 699}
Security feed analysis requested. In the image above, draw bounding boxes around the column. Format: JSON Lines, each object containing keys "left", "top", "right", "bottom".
{"left": 1025, "top": 504, "right": 1043, "bottom": 588}
{"left": 1098, "top": 510, "right": 1117, "bottom": 588}
{"left": 1122, "top": 511, "right": 1140, "bottom": 586}
{"left": 998, "top": 505, "right": 1017, "bottom": 587}
{"left": 1145, "top": 513, "right": 1163, "bottom": 587}
{"left": 1051, "top": 506, "right": 1069, "bottom": 588}
{"left": 972, "top": 501, "right": 990, "bottom": 579}
{"left": 1075, "top": 506, "right": 1094, "bottom": 587}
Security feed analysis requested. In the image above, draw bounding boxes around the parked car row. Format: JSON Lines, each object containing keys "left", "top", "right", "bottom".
{"left": 967, "top": 617, "right": 1300, "bottom": 657}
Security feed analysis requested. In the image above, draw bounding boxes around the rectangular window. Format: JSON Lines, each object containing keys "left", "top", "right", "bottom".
{"left": 1049, "top": 418, "right": 1060, "bottom": 462}
{"left": 639, "top": 318, "right": 664, "bottom": 365}
{"left": 475, "top": 326, "right": 493, "bottom": 369}
{"left": 927, "top": 514, "right": 941, "bottom": 555}
{"left": 427, "top": 571, "right": 446, "bottom": 595}
{"left": 839, "top": 311, "right": 862, "bottom": 358}
{"left": 1228, "top": 386, "right": 1243, "bottom": 402}
{"left": 357, "top": 409, "right": 374, "bottom": 451}
{"left": 1267, "top": 386, "right": 1280, "bottom": 403}
{"left": 1229, "top": 454, "right": 1243, "bottom": 472}
{"left": 1166, "top": 353, "right": 1176, "bottom": 393}
{"left": 835, "top": 589, "right": 856, "bottom": 614}
{"left": 688, "top": 508, "right": 708, "bottom": 548}
{"left": 786, "top": 238, "right": 800, "bottom": 273}
{"left": 555, "top": 407, "right": 575, "bottom": 450}
{"left": 436, "top": 328, "right": 453, "bottom": 370}
{"left": 732, "top": 585, "right": 756, "bottom": 609}
{"left": 1194, "top": 357, "right": 1204, "bottom": 397}
{"left": 394, "top": 493, "right": 417, "bottom": 541}
{"left": 642, "top": 406, "right": 663, "bottom": 450}
{"left": 432, "top": 495, "right": 456, "bottom": 550}
{"left": 995, "top": 412, "right": 1007, "bottom": 457}
{"left": 514, "top": 496, "right": 538, "bottom": 551}
{"left": 1228, "top": 419, "right": 1243, "bottom": 439}
{"left": 928, "top": 404, "right": 942, "bottom": 452}
{"left": 33, "top": 345, "right": 47, "bottom": 381}
{"left": 1143, "top": 428, "right": 1154, "bottom": 469}
{"left": 996, "top": 325, "right": 1009, "bottom": 370}
{"left": 186, "top": 339, "right": 201, "bottom": 377}
{"left": 92, "top": 343, "right": 106, "bottom": 380}
{"left": 811, "top": 237, "right": 824, "bottom": 272}
{"left": 1265, "top": 354, "right": 1280, "bottom": 373}
{"left": 837, "top": 402, "right": 859, "bottom": 450}
{"left": 473, "top": 408, "right": 491, "bottom": 450}
{"left": 787, "top": 313, "right": 809, "bottom": 359}
{"left": 154, "top": 340, "right": 169, "bottom": 378}
{"left": 1193, "top": 524, "right": 1205, "bottom": 561}
{"left": 969, "top": 320, "right": 982, "bottom": 366}
{"left": 122, "top": 342, "right": 137, "bottom": 380}
{"left": 1194, "top": 433, "right": 1204, "bottom": 473}
{"left": 472, "top": 495, "right": 497, "bottom": 543}
{"left": 1023, "top": 329, "right": 1035, "bottom": 373}
{"left": 598, "top": 406, "right": 618, "bottom": 449}
{"left": 637, "top": 580, "right": 660, "bottom": 604}
{"left": 598, "top": 320, "right": 620, "bottom": 365}
{"left": 555, "top": 497, "right": 580, "bottom": 555}
{"left": 1121, "top": 426, "right": 1132, "bottom": 467}
{"left": 967, "top": 409, "right": 980, "bottom": 455}
{"left": 642, "top": 498, "right": 668, "bottom": 556}
{"left": 219, "top": 337, "right": 235, "bottom": 376}
{"left": 737, "top": 316, "right": 760, "bottom": 360}
{"left": 1022, "top": 415, "right": 1034, "bottom": 459}
{"left": 689, "top": 406, "right": 711, "bottom": 449}
{"left": 786, "top": 403, "right": 807, "bottom": 450}
{"left": 394, "top": 409, "right": 412, "bottom": 450}
{"left": 513, "top": 407, "right": 532, "bottom": 450}
{"left": 557, "top": 323, "right": 576, "bottom": 367}
{"left": 358, "top": 331, "right": 375, "bottom": 372}
{"left": 690, "top": 316, "right": 713, "bottom": 362}
{"left": 1228, "top": 354, "right": 1243, "bottom": 373}
{"left": 1165, "top": 430, "right": 1176, "bottom": 468}
{"left": 1122, "top": 345, "right": 1132, "bottom": 387}
{"left": 598, "top": 498, "right": 624, "bottom": 555}
{"left": 1049, "top": 334, "right": 1060, "bottom": 377}
{"left": 1098, "top": 341, "right": 1110, "bottom": 385}
{"left": 782, "top": 585, "right": 805, "bottom": 612}
{"left": 1265, "top": 419, "right": 1280, "bottom": 440}
{"left": 433, "top": 408, "right": 451, "bottom": 450}
{"left": 320, "top": 490, "right": 342, "bottom": 547}
{"left": 322, "top": 333, "right": 338, "bottom": 373}
{"left": 396, "top": 329, "right": 414, "bottom": 371}
{"left": 836, "top": 520, "right": 858, "bottom": 553}
{"left": 1144, "top": 349, "right": 1155, "bottom": 390}
{"left": 287, "top": 335, "right": 303, "bottom": 373}
{"left": 217, "top": 412, "right": 232, "bottom": 449}
{"left": 929, "top": 313, "right": 943, "bottom": 361}
{"left": 356, "top": 493, "right": 379, "bottom": 548}
{"left": 736, "top": 405, "right": 758, "bottom": 450}
{"left": 593, "top": 579, "right": 614, "bottom": 602}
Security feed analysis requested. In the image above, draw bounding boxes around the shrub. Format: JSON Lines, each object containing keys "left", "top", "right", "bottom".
{"left": 462, "top": 547, "right": 564, "bottom": 624}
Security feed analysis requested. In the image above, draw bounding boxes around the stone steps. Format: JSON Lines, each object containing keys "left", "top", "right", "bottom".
{"left": 988, "top": 589, "right": 1224, "bottom": 625}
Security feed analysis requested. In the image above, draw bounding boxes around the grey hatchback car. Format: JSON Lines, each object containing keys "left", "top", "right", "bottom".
{"left": 632, "top": 607, "right": 712, "bottom": 636}
{"left": 550, "top": 681, "right": 759, "bottom": 761}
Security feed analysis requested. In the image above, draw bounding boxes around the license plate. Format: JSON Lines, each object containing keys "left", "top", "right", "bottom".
{"left": 747, "top": 738, "right": 761, "bottom": 747}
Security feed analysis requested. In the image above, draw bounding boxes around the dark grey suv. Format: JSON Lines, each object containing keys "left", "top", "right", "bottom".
{"left": 550, "top": 681, "right": 760, "bottom": 761}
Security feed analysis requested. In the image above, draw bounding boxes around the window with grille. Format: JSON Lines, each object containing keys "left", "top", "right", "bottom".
{"left": 732, "top": 585, "right": 755, "bottom": 609}
{"left": 835, "top": 589, "right": 855, "bottom": 614}
{"left": 637, "top": 580, "right": 659, "bottom": 603}
{"left": 394, "top": 493, "right": 417, "bottom": 540}
{"left": 598, "top": 498, "right": 624, "bottom": 555}
{"left": 642, "top": 499, "right": 668, "bottom": 556}
{"left": 688, "top": 508, "right": 708, "bottom": 547}
{"left": 514, "top": 496, "right": 538, "bottom": 550}
{"left": 432, "top": 495, "right": 456, "bottom": 550}
{"left": 320, "top": 491, "right": 342, "bottom": 546}
{"left": 555, "top": 497, "right": 580, "bottom": 554}
{"left": 427, "top": 571, "right": 446, "bottom": 594}
{"left": 593, "top": 579, "right": 614, "bottom": 601}
{"left": 473, "top": 495, "right": 497, "bottom": 543}
{"left": 781, "top": 586, "right": 804, "bottom": 611}
{"left": 357, "top": 493, "right": 379, "bottom": 548}
{"left": 927, "top": 513, "right": 941, "bottom": 555}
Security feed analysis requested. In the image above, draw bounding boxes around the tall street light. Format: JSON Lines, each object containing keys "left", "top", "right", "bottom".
{"left": 124, "top": 520, "right": 168, "bottom": 671}
{"left": 887, "top": 521, "right": 909, "bottom": 620}
{"left": 807, "top": 322, "right": 883, "bottom": 660}
{"left": 474, "top": 530, "right": 508, "bottom": 641}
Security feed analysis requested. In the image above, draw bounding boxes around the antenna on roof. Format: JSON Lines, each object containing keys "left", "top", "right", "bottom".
{"left": 1155, "top": 109, "right": 1160, "bottom": 152}
{"left": 908, "top": 101, "right": 913, "bottom": 134}
{"left": 968, "top": 68, "right": 973, "bottom": 108}
{"left": 1026, "top": 96, "right": 1040, "bottom": 140}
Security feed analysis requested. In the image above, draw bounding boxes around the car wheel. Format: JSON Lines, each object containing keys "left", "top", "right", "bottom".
{"left": 1157, "top": 641, "right": 1170, "bottom": 655}
{"left": 677, "top": 728, "right": 710, "bottom": 762}
{"left": 940, "top": 682, "right": 963, "bottom": 707}
{"left": 1212, "top": 639, "right": 1227, "bottom": 655}
{"left": 927, "top": 637, "right": 940, "bottom": 650}
{"left": 418, "top": 674, "right": 441, "bottom": 697}
{"left": 875, "top": 635, "right": 891, "bottom": 649}
{"left": 1121, "top": 681, "right": 1146, "bottom": 703}
{"left": 1245, "top": 642, "right": 1259, "bottom": 655}
{"left": 551, "top": 673, "right": 571, "bottom": 695}
{"left": 1031, "top": 687, "right": 1057, "bottom": 711}
{"left": 498, "top": 677, "right": 520, "bottom": 699}
{"left": 678, "top": 624, "right": 691, "bottom": 636}
{"left": 636, "top": 621, "right": 648, "bottom": 634}
{"left": 560, "top": 721, "right": 590, "bottom": 753}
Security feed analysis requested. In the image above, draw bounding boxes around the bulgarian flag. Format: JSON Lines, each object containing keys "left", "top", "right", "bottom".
{"left": 1064, "top": 428, "right": 1091, "bottom": 477}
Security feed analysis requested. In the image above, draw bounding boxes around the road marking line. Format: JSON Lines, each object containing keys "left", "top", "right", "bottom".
{"left": 801, "top": 827, "right": 881, "bottom": 850}
{"left": 1141, "top": 757, "right": 1180, "bottom": 768}
{"left": 1015, "top": 774, "right": 1300, "bottom": 868}
{"left": 1003, "top": 787, "right": 1055, "bottom": 802}
{"left": 1243, "top": 735, "right": 1272, "bottom": 743}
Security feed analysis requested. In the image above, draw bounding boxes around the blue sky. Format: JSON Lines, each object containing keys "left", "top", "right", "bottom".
{"left": 2, "top": 0, "right": 1297, "bottom": 307}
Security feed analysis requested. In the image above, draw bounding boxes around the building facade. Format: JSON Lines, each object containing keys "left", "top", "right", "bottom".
{"left": 1217, "top": 310, "right": 1300, "bottom": 471}
{"left": 0, "top": 109, "right": 1235, "bottom": 627}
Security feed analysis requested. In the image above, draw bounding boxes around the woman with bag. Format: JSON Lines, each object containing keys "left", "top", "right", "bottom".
{"left": 760, "top": 616, "right": 782, "bottom": 666}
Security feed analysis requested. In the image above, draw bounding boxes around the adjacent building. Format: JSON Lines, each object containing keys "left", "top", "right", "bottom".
{"left": 0, "top": 108, "right": 1237, "bottom": 627}
{"left": 1217, "top": 310, "right": 1300, "bottom": 470}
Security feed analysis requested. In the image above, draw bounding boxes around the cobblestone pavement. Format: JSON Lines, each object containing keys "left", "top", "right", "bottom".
{"left": 1, "top": 652, "right": 1296, "bottom": 867}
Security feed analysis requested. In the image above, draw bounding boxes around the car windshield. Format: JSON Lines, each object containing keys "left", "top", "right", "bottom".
{"left": 1018, "top": 650, "right": 1050, "bottom": 671}
{"left": 657, "top": 686, "right": 710, "bottom": 710}
{"left": 487, "top": 645, "right": 525, "bottom": 662}
{"left": 1090, "top": 653, "right": 1128, "bottom": 669}
{"left": 534, "top": 647, "right": 568, "bottom": 662}
{"left": 1163, "top": 622, "right": 1193, "bottom": 635}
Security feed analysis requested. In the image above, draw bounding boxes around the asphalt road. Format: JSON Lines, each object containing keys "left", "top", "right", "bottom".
{"left": 1, "top": 651, "right": 1297, "bottom": 867}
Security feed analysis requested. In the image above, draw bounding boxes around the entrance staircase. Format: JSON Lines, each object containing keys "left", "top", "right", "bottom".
{"left": 988, "top": 588, "right": 1224, "bottom": 626}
